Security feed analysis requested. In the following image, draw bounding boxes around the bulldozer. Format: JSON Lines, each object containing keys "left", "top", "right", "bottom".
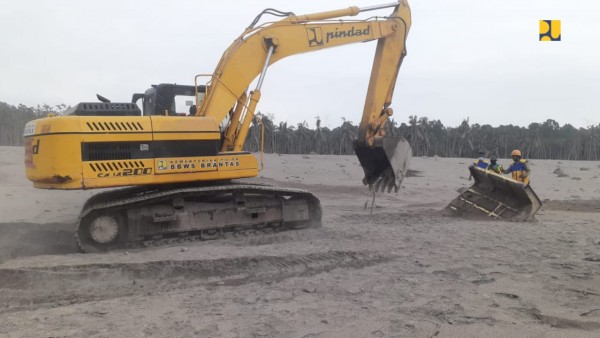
{"left": 23, "top": 1, "right": 413, "bottom": 252}
{"left": 446, "top": 166, "right": 543, "bottom": 221}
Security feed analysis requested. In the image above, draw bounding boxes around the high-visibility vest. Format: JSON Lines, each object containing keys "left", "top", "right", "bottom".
{"left": 508, "top": 159, "right": 529, "bottom": 184}
{"left": 487, "top": 163, "right": 503, "bottom": 174}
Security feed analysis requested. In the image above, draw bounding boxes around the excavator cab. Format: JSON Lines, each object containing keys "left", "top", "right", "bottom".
{"left": 132, "top": 84, "right": 206, "bottom": 116}
{"left": 66, "top": 84, "right": 206, "bottom": 118}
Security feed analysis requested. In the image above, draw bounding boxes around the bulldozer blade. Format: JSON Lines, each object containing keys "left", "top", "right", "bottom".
{"left": 446, "top": 166, "right": 542, "bottom": 221}
{"left": 353, "top": 137, "right": 412, "bottom": 193}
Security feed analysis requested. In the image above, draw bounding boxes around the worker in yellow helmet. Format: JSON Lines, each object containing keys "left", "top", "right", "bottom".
{"left": 502, "top": 149, "right": 531, "bottom": 184}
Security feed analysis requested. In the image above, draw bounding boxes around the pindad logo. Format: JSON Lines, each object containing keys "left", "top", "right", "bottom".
{"left": 306, "top": 27, "right": 324, "bottom": 47}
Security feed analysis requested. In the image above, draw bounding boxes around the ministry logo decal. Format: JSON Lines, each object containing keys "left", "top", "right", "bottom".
{"left": 540, "top": 20, "right": 561, "bottom": 41}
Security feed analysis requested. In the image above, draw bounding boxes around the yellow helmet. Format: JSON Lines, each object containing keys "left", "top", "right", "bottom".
{"left": 511, "top": 149, "right": 522, "bottom": 157}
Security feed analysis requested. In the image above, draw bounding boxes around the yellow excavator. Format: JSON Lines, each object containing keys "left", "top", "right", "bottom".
{"left": 23, "top": 1, "right": 413, "bottom": 252}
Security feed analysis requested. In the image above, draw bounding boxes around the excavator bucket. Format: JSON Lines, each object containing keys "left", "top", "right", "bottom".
{"left": 446, "top": 166, "right": 542, "bottom": 221}
{"left": 354, "top": 137, "right": 412, "bottom": 193}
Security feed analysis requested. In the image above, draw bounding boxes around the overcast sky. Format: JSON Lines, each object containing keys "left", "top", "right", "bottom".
{"left": 1, "top": 0, "right": 598, "bottom": 128}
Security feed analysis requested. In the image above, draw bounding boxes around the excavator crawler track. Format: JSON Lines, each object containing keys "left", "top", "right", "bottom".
{"left": 76, "top": 182, "right": 322, "bottom": 253}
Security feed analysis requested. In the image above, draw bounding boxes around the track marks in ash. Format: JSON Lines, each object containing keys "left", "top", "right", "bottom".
{"left": 0, "top": 250, "right": 394, "bottom": 312}
{"left": 0, "top": 222, "right": 77, "bottom": 261}
{"left": 514, "top": 306, "right": 600, "bottom": 331}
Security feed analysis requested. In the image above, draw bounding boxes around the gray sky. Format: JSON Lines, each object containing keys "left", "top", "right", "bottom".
{"left": 1, "top": 0, "right": 598, "bottom": 128}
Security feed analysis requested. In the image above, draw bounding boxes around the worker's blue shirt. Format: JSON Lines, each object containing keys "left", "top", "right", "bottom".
{"left": 506, "top": 160, "right": 527, "bottom": 172}
{"left": 474, "top": 159, "right": 488, "bottom": 169}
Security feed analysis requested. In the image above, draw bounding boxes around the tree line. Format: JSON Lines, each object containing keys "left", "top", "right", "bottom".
{"left": 0, "top": 102, "right": 67, "bottom": 146}
{"left": 246, "top": 115, "right": 600, "bottom": 161}
{"left": 2, "top": 100, "right": 598, "bottom": 160}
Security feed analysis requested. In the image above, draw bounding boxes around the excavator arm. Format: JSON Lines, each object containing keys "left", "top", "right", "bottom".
{"left": 195, "top": 1, "right": 412, "bottom": 192}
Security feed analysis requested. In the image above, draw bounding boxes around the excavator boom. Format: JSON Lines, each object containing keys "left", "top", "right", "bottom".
{"left": 196, "top": 1, "right": 412, "bottom": 191}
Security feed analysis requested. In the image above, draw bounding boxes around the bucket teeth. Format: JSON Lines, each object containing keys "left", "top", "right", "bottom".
{"left": 369, "top": 168, "right": 399, "bottom": 193}
{"left": 354, "top": 137, "right": 412, "bottom": 193}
